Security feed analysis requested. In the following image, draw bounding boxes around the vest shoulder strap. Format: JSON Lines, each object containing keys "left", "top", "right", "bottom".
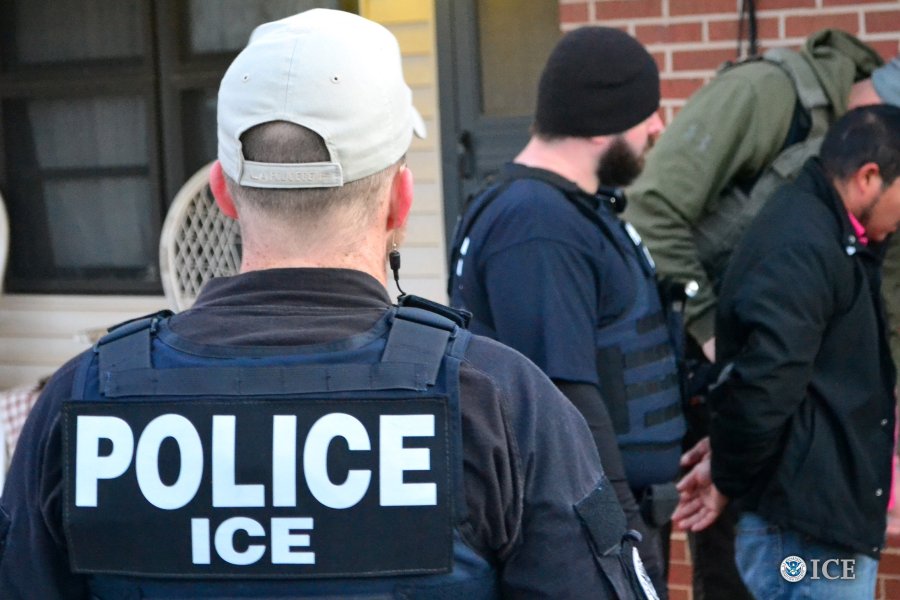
{"left": 763, "top": 48, "right": 831, "bottom": 138}
{"left": 96, "top": 310, "right": 172, "bottom": 375}
{"left": 89, "top": 307, "right": 465, "bottom": 398}
{"left": 384, "top": 306, "right": 469, "bottom": 385}
{"left": 448, "top": 177, "right": 519, "bottom": 295}
{"left": 767, "top": 135, "right": 824, "bottom": 179}
{"left": 694, "top": 53, "right": 832, "bottom": 283}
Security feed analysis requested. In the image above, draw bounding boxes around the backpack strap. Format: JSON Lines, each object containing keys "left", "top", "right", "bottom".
{"left": 763, "top": 48, "right": 831, "bottom": 139}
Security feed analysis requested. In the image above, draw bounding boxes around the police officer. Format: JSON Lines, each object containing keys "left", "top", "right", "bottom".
{"left": 448, "top": 27, "right": 684, "bottom": 599}
{"left": 0, "top": 10, "right": 655, "bottom": 600}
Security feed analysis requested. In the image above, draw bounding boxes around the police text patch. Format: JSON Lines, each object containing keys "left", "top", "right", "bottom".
{"left": 62, "top": 397, "right": 452, "bottom": 578}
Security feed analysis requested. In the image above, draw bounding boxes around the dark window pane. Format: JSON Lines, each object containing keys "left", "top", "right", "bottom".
{"left": 476, "top": 0, "right": 560, "bottom": 118}
{"left": 7, "top": 0, "right": 144, "bottom": 67}
{"left": 27, "top": 97, "right": 148, "bottom": 168}
{"left": 187, "top": 0, "right": 347, "bottom": 56}
{"left": 182, "top": 88, "right": 218, "bottom": 176}
{"left": 44, "top": 178, "right": 155, "bottom": 269}
{"left": 4, "top": 95, "right": 158, "bottom": 291}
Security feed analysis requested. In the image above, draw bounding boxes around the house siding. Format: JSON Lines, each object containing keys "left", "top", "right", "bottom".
{"left": 0, "top": 294, "right": 164, "bottom": 388}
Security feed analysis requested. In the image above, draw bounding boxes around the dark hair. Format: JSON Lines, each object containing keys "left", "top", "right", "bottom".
{"left": 224, "top": 121, "right": 401, "bottom": 227}
{"left": 821, "top": 105, "right": 900, "bottom": 186}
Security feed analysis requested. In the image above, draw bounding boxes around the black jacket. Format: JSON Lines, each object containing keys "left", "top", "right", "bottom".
{"left": 711, "top": 159, "right": 896, "bottom": 557}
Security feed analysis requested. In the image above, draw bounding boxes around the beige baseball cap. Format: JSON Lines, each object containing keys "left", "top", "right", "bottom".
{"left": 217, "top": 9, "right": 426, "bottom": 189}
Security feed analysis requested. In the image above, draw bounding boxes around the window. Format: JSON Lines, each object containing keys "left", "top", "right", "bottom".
{"left": 0, "top": 0, "right": 357, "bottom": 293}
{"left": 436, "top": 0, "right": 560, "bottom": 244}
{"left": 475, "top": 0, "right": 561, "bottom": 118}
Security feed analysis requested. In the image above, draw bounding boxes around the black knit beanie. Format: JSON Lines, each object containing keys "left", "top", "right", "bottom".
{"left": 535, "top": 26, "right": 660, "bottom": 137}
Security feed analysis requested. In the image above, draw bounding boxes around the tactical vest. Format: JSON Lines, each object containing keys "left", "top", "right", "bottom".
{"left": 449, "top": 172, "right": 686, "bottom": 492}
{"left": 694, "top": 48, "right": 832, "bottom": 287}
{"left": 591, "top": 206, "right": 686, "bottom": 491}
{"left": 63, "top": 307, "right": 499, "bottom": 600}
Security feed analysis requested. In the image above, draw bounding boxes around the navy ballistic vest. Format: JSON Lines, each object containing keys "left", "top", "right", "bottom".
{"left": 64, "top": 306, "right": 498, "bottom": 600}
{"left": 591, "top": 211, "right": 685, "bottom": 491}
{"left": 449, "top": 171, "right": 685, "bottom": 491}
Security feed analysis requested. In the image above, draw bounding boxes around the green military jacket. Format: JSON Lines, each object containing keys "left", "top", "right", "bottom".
{"left": 626, "top": 29, "right": 887, "bottom": 350}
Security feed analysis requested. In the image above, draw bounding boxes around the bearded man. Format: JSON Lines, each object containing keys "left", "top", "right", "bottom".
{"left": 448, "top": 26, "right": 682, "bottom": 599}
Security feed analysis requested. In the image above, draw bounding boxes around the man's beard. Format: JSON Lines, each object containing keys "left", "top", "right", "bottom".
{"left": 597, "top": 135, "right": 648, "bottom": 189}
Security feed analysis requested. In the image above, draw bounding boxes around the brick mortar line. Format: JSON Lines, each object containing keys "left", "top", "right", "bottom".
{"left": 660, "top": 73, "right": 722, "bottom": 79}
{"left": 857, "top": 33, "right": 900, "bottom": 41}
{"left": 587, "top": 4, "right": 897, "bottom": 28}
{"left": 659, "top": 73, "right": 718, "bottom": 80}
{"left": 647, "top": 41, "right": 754, "bottom": 51}
{"left": 647, "top": 33, "right": 898, "bottom": 56}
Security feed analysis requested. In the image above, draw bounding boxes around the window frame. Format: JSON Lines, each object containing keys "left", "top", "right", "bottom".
{"left": 0, "top": 0, "right": 164, "bottom": 294}
{"left": 0, "top": 0, "right": 358, "bottom": 295}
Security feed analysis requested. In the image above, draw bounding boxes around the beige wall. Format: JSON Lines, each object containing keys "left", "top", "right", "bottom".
{"left": 0, "top": 294, "right": 165, "bottom": 388}
{"left": 0, "top": 0, "right": 448, "bottom": 389}
{"left": 362, "top": 0, "right": 448, "bottom": 302}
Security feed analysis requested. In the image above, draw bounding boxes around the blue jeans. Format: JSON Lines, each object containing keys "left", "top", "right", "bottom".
{"left": 734, "top": 512, "right": 879, "bottom": 599}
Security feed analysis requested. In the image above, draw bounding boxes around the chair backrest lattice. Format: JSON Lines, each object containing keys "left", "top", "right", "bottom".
{"left": 160, "top": 162, "right": 241, "bottom": 312}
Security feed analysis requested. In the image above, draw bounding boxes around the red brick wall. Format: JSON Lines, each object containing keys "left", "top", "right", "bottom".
{"left": 558, "top": 0, "right": 900, "bottom": 123}
{"left": 557, "top": 2, "right": 900, "bottom": 598}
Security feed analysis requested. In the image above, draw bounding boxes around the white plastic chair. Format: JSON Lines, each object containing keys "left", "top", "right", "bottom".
{"left": 159, "top": 162, "right": 242, "bottom": 312}
{"left": 0, "top": 194, "right": 8, "bottom": 487}
{"left": 0, "top": 192, "right": 8, "bottom": 295}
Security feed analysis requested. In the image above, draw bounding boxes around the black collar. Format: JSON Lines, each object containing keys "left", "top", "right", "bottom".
{"left": 193, "top": 268, "right": 392, "bottom": 311}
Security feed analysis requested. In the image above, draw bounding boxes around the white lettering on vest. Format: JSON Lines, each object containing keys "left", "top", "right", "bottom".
{"left": 191, "top": 518, "right": 211, "bottom": 564}
{"left": 73, "top": 411, "right": 438, "bottom": 512}
{"left": 271, "top": 517, "right": 315, "bottom": 564}
{"left": 135, "top": 414, "right": 204, "bottom": 510}
{"left": 212, "top": 415, "right": 265, "bottom": 507}
{"left": 191, "top": 517, "right": 316, "bottom": 566}
{"left": 272, "top": 415, "right": 297, "bottom": 507}
{"left": 75, "top": 416, "right": 134, "bottom": 507}
{"left": 380, "top": 415, "right": 437, "bottom": 506}
{"left": 215, "top": 517, "right": 266, "bottom": 565}
{"left": 304, "top": 413, "right": 371, "bottom": 509}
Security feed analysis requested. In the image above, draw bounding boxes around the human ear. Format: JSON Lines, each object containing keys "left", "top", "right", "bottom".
{"left": 386, "top": 166, "right": 413, "bottom": 231}
{"left": 209, "top": 161, "right": 238, "bottom": 220}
